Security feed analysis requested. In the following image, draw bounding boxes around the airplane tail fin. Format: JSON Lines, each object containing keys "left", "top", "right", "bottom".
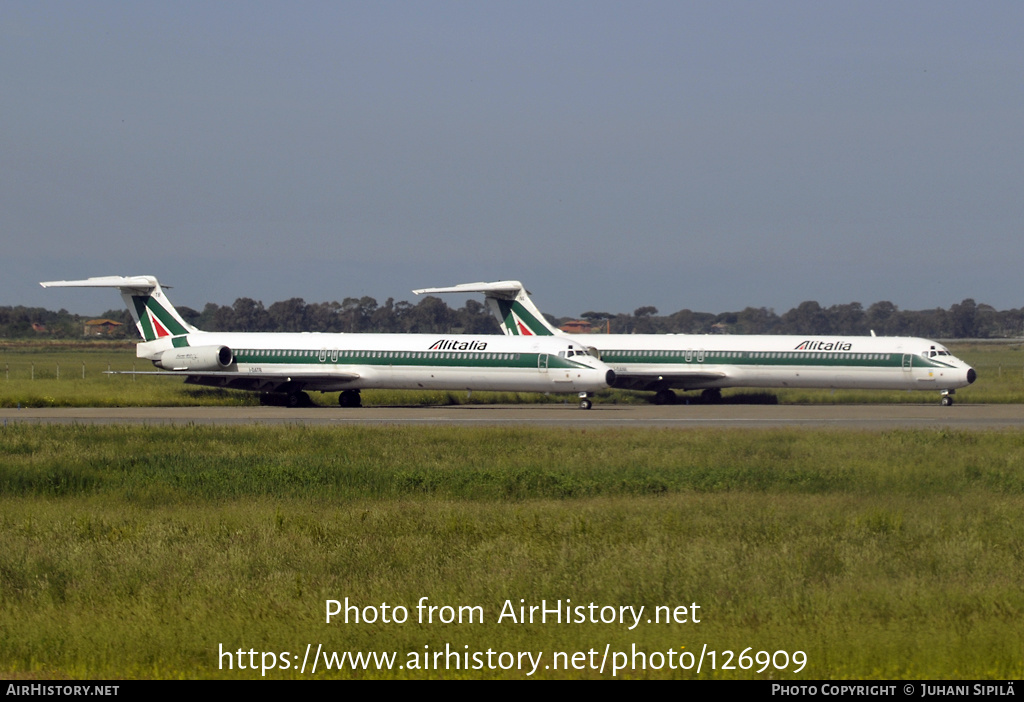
{"left": 40, "top": 275, "right": 199, "bottom": 341}
{"left": 412, "top": 280, "right": 561, "bottom": 336}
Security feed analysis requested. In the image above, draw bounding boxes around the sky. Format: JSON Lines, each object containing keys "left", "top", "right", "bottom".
{"left": 3, "top": 1, "right": 1023, "bottom": 319}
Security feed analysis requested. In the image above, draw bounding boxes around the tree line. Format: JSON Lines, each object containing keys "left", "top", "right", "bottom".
{"left": 586, "top": 298, "right": 1024, "bottom": 339}
{"left": 2, "top": 296, "right": 1022, "bottom": 340}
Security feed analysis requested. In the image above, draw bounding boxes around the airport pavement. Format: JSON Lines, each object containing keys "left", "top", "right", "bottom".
{"left": 3, "top": 403, "right": 1024, "bottom": 429}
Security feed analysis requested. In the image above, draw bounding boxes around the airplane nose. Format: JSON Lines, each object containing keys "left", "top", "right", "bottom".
{"left": 967, "top": 368, "right": 976, "bottom": 384}
{"left": 606, "top": 369, "right": 617, "bottom": 387}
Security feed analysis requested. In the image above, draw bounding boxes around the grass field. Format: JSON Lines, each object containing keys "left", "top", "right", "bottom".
{"left": 2, "top": 424, "right": 1023, "bottom": 679}
{"left": 2, "top": 339, "right": 1022, "bottom": 679}
{"left": 2, "top": 340, "right": 1024, "bottom": 407}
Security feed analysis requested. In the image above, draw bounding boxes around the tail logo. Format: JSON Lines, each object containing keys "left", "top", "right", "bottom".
{"left": 515, "top": 316, "right": 536, "bottom": 336}
{"left": 149, "top": 312, "right": 171, "bottom": 338}
{"left": 496, "top": 300, "right": 550, "bottom": 336}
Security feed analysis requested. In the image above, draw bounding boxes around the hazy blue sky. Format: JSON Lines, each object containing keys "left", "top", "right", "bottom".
{"left": 3, "top": 1, "right": 1022, "bottom": 318}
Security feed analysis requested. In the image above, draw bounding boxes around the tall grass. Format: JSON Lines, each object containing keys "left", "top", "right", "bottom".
{"left": 1, "top": 425, "right": 1023, "bottom": 679}
{"left": 3, "top": 424, "right": 1024, "bottom": 501}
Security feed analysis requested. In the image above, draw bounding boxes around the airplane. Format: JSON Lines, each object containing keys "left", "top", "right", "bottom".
{"left": 412, "top": 281, "right": 977, "bottom": 406}
{"left": 39, "top": 276, "right": 615, "bottom": 409}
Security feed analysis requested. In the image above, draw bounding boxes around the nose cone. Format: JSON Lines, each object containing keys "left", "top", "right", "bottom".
{"left": 967, "top": 367, "right": 977, "bottom": 385}
{"left": 571, "top": 364, "right": 616, "bottom": 393}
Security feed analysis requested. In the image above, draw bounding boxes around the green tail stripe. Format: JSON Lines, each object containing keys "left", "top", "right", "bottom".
{"left": 148, "top": 299, "right": 188, "bottom": 336}
{"left": 131, "top": 296, "right": 156, "bottom": 340}
{"left": 130, "top": 295, "right": 190, "bottom": 340}
{"left": 497, "top": 300, "right": 554, "bottom": 335}
{"left": 145, "top": 297, "right": 189, "bottom": 336}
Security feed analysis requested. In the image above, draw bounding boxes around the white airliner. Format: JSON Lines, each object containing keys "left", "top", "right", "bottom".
{"left": 413, "top": 281, "right": 977, "bottom": 406}
{"left": 40, "top": 276, "right": 615, "bottom": 409}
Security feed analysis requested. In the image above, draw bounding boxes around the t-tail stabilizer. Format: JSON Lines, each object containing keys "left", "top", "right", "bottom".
{"left": 40, "top": 276, "right": 198, "bottom": 342}
{"left": 412, "top": 280, "right": 560, "bottom": 336}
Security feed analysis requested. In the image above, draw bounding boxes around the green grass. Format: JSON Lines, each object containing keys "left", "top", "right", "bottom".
{"left": 2, "top": 425, "right": 1023, "bottom": 679}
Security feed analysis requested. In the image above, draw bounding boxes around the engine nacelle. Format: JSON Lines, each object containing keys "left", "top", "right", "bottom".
{"left": 154, "top": 345, "right": 234, "bottom": 371}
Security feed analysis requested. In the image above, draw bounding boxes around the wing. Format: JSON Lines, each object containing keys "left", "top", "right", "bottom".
{"left": 108, "top": 369, "right": 361, "bottom": 393}
{"left": 609, "top": 369, "right": 728, "bottom": 392}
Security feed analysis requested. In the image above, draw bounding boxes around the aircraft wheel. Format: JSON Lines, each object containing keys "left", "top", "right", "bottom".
{"left": 701, "top": 388, "right": 722, "bottom": 404}
{"left": 653, "top": 389, "right": 677, "bottom": 405}
{"left": 940, "top": 395, "right": 954, "bottom": 407}
{"left": 579, "top": 398, "right": 593, "bottom": 410}
{"left": 339, "top": 390, "right": 362, "bottom": 408}
{"left": 287, "top": 391, "right": 310, "bottom": 408}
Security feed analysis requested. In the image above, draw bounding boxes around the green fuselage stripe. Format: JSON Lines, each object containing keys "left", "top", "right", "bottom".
{"left": 229, "top": 348, "right": 588, "bottom": 370}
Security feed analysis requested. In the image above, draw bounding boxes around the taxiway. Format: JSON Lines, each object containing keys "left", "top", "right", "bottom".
{"left": 2, "top": 403, "right": 1023, "bottom": 430}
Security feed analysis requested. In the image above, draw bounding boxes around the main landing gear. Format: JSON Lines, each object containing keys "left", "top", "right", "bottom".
{"left": 653, "top": 389, "right": 677, "bottom": 405}
{"left": 269, "top": 390, "right": 362, "bottom": 408}
{"left": 652, "top": 388, "right": 722, "bottom": 405}
{"left": 286, "top": 391, "right": 311, "bottom": 408}
{"left": 700, "top": 388, "right": 722, "bottom": 404}
{"left": 339, "top": 390, "right": 362, "bottom": 408}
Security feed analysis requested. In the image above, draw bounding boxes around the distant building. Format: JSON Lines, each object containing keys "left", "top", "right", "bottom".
{"left": 31, "top": 322, "right": 47, "bottom": 333}
{"left": 559, "top": 320, "right": 594, "bottom": 334}
{"left": 84, "top": 319, "right": 123, "bottom": 336}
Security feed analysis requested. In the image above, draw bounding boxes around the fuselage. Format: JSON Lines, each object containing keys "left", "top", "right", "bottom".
{"left": 591, "top": 334, "right": 976, "bottom": 392}
{"left": 139, "top": 332, "right": 615, "bottom": 394}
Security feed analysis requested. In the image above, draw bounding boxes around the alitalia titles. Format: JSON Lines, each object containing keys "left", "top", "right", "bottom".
{"left": 794, "top": 340, "right": 854, "bottom": 351}
{"left": 428, "top": 339, "right": 489, "bottom": 351}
